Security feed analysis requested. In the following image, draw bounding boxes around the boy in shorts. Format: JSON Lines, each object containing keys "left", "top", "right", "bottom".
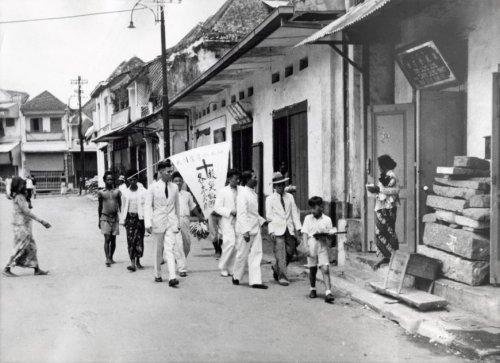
{"left": 301, "top": 196, "right": 335, "bottom": 303}
{"left": 98, "top": 171, "right": 121, "bottom": 267}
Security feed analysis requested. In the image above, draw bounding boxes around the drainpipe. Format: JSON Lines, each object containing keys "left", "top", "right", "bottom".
{"left": 342, "top": 34, "right": 349, "bottom": 219}
{"left": 185, "top": 113, "right": 190, "bottom": 150}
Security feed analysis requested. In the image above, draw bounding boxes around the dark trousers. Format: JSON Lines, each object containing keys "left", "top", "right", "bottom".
{"left": 273, "top": 230, "right": 296, "bottom": 280}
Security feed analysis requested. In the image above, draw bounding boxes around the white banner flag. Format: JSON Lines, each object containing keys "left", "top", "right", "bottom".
{"left": 169, "top": 142, "right": 230, "bottom": 219}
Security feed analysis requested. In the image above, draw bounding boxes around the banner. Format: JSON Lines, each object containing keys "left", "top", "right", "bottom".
{"left": 169, "top": 142, "right": 230, "bottom": 219}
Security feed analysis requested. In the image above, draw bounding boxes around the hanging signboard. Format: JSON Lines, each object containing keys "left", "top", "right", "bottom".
{"left": 396, "top": 40, "right": 458, "bottom": 90}
{"left": 169, "top": 142, "right": 230, "bottom": 218}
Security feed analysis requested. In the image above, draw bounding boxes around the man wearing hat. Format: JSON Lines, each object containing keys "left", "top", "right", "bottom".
{"left": 265, "top": 171, "right": 302, "bottom": 286}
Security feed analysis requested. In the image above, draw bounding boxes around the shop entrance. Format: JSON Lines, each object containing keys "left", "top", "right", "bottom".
{"left": 272, "top": 100, "right": 309, "bottom": 211}
{"left": 366, "top": 103, "right": 416, "bottom": 253}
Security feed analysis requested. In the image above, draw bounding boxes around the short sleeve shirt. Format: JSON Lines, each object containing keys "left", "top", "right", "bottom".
{"left": 302, "top": 214, "right": 333, "bottom": 240}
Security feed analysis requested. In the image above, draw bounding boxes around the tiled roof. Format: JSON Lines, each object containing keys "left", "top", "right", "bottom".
{"left": 166, "top": 0, "right": 273, "bottom": 56}
{"left": 21, "top": 91, "right": 66, "bottom": 113}
{"left": 107, "top": 56, "right": 144, "bottom": 81}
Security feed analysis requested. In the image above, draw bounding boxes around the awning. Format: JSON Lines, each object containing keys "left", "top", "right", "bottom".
{"left": 227, "top": 102, "right": 252, "bottom": 126}
{"left": 0, "top": 102, "right": 19, "bottom": 118}
{"left": 22, "top": 141, "right": 68, "bottom": 153}
{"left": 92, "top": 107, "right": 162, "bottom": 143}
{"left": 169, "top": 6, "right": 332, "bottom": 110}
{"left": 296, "top": 0, "right": 392, "bottom": 46}
{"left": 0, "top": 141, "right": 20, "bottom": 165}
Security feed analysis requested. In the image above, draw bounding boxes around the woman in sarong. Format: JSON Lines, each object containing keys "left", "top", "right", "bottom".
{"left": 372, "top": 154, "right": 400, "bottom": 270}
{"left": 3, "top": 177, "right": 51, "bottom": 277}
{"left": 119, "top": 170, "right": 145, "bottom": 272}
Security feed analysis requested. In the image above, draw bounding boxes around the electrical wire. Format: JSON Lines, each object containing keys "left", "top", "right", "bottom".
{"left": 0, "top": 6, "right": 146, "bottom": 25}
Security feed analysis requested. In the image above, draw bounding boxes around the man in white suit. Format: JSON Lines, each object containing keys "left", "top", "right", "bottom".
{"left": 266, "top": 172, "right": 302, "bottom": 286}
{"left": 144, "top": 160, "right": 181, "bottom": 287}
{"left": 214, "top": 169, "right": 240, "bottom": 277}
{"left": 232, "top": 171, "right": 267, "bottom": 289}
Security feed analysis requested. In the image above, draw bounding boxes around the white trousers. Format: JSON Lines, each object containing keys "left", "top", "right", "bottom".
{"left": 218, "top": 220, "right": 236, "bottom": 274}
{"left": 174, "top": 231, "right": 187, "bottom": 273}
{"left": 153, "top": 229, "right": 178, "bottom": 280}
{"left": 233, "top": 231, "right": 263, "bottom": 285}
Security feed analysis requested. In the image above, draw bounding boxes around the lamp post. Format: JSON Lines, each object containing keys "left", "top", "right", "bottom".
{"left": 128, "top": 0, "right": 181, "bottom": 159}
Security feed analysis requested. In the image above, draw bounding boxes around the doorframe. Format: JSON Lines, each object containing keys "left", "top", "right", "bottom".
{"left": 365, "top": 103, "right": 417, "bottom": 253}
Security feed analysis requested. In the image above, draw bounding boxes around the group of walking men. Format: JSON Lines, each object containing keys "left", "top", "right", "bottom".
{"left": 98, "top": 159, "right": 336, "bottom": 303}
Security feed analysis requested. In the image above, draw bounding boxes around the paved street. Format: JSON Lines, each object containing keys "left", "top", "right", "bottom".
{"left": 0, "top": 195, "right": 467, "bottom": 363}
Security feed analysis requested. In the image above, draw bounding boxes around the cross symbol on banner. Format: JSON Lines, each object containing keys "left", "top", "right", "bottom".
{"left": 196, "top": 159, "right": 213, "bottom": 177}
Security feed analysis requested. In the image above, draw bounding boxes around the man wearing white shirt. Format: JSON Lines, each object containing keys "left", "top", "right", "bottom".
{"left": 119, "top": 170, "right": 146, "bottom": 272}
{"left": 266, "top": 172, "right": 302, "bottom": 286}
{"left": 213, "top": 169, "right": 240, "bottom": 277}
{"left": 144, "top": 160, "right": 181, "bottom": 287}
{"left": 232, "top": 170, "right": 267, "bottom": 289}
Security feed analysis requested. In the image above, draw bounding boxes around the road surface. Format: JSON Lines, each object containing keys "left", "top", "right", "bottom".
{"left": 0, "top": 195, "right": 467, "bottom": 362}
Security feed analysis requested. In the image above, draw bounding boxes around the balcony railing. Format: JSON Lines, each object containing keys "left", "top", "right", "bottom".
{"left": 26, "top": 131, "right": 64, "bottom": 141}
{"left": 111, "top": 107, "right": 130, "bottom": 130}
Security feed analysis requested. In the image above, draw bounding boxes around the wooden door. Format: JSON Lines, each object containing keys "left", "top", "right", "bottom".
{"left": 491, "top": 71, "right": 500, "bottom": 285}
{"left": 232, "top": 125, "right": 253, "bottom": 172}
{"left": 289, "top": 111, "right": 309, "bottom": 211}
{"left": 367, "top": 104, "right": 416, "bottom": 252}
{"left": 418, "top": 90, "right": 465, "bottom": 242}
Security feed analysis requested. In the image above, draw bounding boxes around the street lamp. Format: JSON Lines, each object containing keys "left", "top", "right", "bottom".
{"left": 128, "top": 0, "right": 182, "bottom": 159}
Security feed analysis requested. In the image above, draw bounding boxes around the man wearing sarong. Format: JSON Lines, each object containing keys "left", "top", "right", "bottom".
{"left": 120, "top": 170, "right": 146, "bottom": 272}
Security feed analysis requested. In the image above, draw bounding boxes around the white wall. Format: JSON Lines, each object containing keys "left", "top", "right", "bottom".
{"left": 466, "top": 1, "right": 500, "bottom": 157}
{"left": 189, "top": 45, "right": 338, "bottom": 202}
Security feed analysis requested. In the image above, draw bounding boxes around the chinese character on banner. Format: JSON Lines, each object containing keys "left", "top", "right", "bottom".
{"left": 169, "top": 142, "right": 230, "bottom": 219}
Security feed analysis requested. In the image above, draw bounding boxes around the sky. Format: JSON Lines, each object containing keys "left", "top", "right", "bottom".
{"left": 0, "top": 0, "right": 226, "bottom": 108}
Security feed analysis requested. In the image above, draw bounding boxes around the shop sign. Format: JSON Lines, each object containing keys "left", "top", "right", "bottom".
{"left": 396, "top": 40, "right": 457, "bottom": 90}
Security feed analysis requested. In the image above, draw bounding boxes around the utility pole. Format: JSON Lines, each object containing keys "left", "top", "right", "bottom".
{"left": 71, "top": 76, "right": 88, "bottom": 195}
{"left": 160, "top": 5, "right": 170, "bottom": 158}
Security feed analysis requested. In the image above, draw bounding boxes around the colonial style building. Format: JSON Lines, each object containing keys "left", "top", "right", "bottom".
{"left": 0, "top": 89, "right": 29, "bottom": 178}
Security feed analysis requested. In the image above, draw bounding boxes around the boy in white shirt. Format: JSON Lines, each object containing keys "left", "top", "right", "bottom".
{"left": 301, "top": 196, "right": 335, "bottom": 303}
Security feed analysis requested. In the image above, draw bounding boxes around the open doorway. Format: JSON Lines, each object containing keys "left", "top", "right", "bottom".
{"left": 272, "top": 100, "right": 309, "bottom": 211}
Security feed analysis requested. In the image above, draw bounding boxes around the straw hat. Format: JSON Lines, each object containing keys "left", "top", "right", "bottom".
{"left": 272, "top": 171, "right": 289, "bottom": 185}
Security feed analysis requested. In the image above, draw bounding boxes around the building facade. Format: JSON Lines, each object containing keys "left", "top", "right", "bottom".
{"left": 0, "top": 89, "right": 29, "bottom": 178}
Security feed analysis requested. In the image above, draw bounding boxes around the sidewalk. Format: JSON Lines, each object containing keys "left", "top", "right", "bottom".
{"left": 286, "top": 261, "right": 500, "bottom": 360}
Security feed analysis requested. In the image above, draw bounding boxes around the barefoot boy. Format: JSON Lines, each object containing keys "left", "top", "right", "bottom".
{"left": 301, "top": 196, "right": 335, "bottom": 303}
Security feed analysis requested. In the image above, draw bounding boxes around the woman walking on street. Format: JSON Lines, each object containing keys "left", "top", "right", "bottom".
{"left": 3, "top": 177, "right": 51, "bottom": 277}
{"left": 120, "top": 170, "right": 146, "bottom": 272}
{"left": 369, "top": 154, "right": 400, "bottom": 270}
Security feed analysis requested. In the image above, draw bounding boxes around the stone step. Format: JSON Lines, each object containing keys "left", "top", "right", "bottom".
{"left": 417, "top": 245, "right": 489, "bottom": 286}
{"left": 433, "top": 278, "right": 500, "bottom": 324}
{"left": 462, "top": 208, "right": 491, "bottom": 221}
{"left": 432, "top": 184, "right": 485, "bottom": 200}
{"left": 427, "top": 195, "right": 467, "bottom": 213}
{"left": 434, "top": 177, "right": 490, "bottom": 191}
{"left": 434, "top": 210, "right": 490, "bottom": 229}
{"left": 467, "top": 194, "right": 491, "bottom": 208}
{"left": 423, "top": 222, "right": 489, "bottom": 260}
{"left": 453, "top": 156, "right": 491, "bottom": 170}
{"left": 336, "top": 253, "right": 500, "bottom": 324}
{"left": 436, "top": 167, "right": 490, "bottom": 178}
